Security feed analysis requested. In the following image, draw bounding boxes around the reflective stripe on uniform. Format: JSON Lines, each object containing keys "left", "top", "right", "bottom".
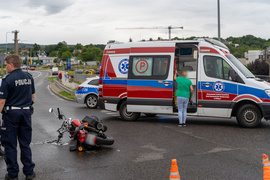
{"left": 6, "top": 106, "right": 30, "bottom": 110}
{"left": 264, "top": 163, "right": 270, "bottom": 167}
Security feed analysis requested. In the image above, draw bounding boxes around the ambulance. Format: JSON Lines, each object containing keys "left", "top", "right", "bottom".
{"left": 98, "top": 38, "right": 270, "bottom": 128}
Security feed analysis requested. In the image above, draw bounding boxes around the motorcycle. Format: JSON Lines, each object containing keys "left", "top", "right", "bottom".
{"left": 49, "top": 108, "right": 114, "bottom": 151}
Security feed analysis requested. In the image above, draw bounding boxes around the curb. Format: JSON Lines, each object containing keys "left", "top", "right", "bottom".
{"left": 49, "top": 83, "right": 75, "bottom": 102}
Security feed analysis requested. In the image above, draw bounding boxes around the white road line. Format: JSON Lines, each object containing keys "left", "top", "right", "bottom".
{"left": 33, "top": 71, "right": 42, "bottom": 79}
{"left": 47, "top": 85, "right": 64, "bottom": 101}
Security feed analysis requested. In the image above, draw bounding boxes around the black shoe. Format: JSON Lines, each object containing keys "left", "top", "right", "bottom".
{"left": 4, "top": 173, "right": 18, "bottom": 180}
{"left": 25, "top": 172, "right": 36, "bottom": 180}
{"left": 0, "top": 148, "right": 4, "bottom": 156}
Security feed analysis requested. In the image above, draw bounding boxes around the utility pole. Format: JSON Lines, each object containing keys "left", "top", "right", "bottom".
{"left": 13, "top": 30, "right": 19, "bottom": 55}
{"left": 217, "top": 0, "right": 221, "bottom": 41}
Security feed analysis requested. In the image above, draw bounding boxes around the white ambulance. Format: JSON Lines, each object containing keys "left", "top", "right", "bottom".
{"left": 98, "top": 38, "right": 270, "bottom": 128}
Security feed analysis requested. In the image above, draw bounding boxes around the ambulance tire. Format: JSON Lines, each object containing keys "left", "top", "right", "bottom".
{"left": 236, "top": 104, "right": 262, "bottom": 128}
{"left": 119, "top": 101, "right": 140, "bottom": 121}
{"left": 144, "top": 113, "right": 157, "bottom": 117}
{"left": 85, "top": 95, "right": 98, "bottom": 109}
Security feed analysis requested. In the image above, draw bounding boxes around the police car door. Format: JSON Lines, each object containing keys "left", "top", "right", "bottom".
{"left": 200, "top": 55, "right": 238, "bottom": 118}
{"left": 127, "top": 55, "right": 173, "bottom": 114}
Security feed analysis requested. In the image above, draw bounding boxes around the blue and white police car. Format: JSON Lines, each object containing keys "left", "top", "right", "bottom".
{"left": 75, "top": 76, "right": 99, "bottom": 108}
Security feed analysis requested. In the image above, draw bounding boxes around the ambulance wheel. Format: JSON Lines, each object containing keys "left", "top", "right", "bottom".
{"left": 236, "top": 104, "right": 262, "bottom": 128}
{"left": 119, "top": 101, "right": 140, "bottom": 121}
{"left": 144, "top": 113, "right": 157, "bottom": 117}
{"left": 85, "top": 95, "right": 98, "bottom": 108}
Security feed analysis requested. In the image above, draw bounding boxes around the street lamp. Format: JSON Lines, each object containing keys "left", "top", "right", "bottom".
{"left": 6, "top": 31, "right": 12, "bottom": 55}
{"left": 217, "top": 0, "right": 221, "bottom": 41}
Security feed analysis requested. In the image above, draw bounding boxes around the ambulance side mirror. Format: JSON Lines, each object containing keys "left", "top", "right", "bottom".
{"left": 229, "top": 69, "right": 244, "bottom": 83}
{"left": 229, "top": 69, "right": 236, "bottom": 81}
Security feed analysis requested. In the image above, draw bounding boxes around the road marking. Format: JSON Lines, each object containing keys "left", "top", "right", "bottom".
{"left": 47, "top": 85, "right": 64, "bottom": 101}
{"left": 33, "top": 71, "right": 42, "bottom": 79}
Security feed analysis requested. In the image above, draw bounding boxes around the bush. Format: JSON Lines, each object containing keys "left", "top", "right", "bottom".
{"left": 247, "top": 59, "right": 269, "bottom": 75}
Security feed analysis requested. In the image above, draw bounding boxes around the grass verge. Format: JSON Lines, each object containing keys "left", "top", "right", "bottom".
{"left": 47, "top": 76, "right": 58, "bottom": 82}
{"left": 59, "top": 91, "right": 75, "bottom": 99}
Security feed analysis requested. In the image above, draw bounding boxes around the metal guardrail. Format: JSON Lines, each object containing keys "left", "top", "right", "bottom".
{"left": 53, "top": 79, "right": 75, "bottom": 95}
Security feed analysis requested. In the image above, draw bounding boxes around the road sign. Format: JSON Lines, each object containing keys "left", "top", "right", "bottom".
{"left": 67, "top": 58, "right": 71, "bottom": 70}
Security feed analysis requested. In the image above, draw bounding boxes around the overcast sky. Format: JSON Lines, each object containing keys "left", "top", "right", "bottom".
{"left": 0, "top": 0, "right": 269, "bottom": 45}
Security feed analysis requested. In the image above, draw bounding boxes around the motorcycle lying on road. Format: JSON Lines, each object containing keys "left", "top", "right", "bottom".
{"left": 49, "top": 108, "right": 114, "bottom": 151}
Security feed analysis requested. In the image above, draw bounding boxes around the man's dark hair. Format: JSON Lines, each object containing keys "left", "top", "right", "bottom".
{"left": 5, "top": 55, "right": 21, "bottom": 68}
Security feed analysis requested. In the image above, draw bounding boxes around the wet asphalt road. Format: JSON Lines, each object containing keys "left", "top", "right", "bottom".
{"left": 0, "top": 70, "right": 270, "bottom": 180}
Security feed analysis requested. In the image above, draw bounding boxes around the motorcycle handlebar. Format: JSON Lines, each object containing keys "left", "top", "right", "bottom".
{"left": 57, "top": 108, "right": 63, "bottom": 120}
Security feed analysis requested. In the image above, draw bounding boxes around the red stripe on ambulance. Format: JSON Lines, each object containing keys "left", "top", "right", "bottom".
{"left": 103, "top": 85, "right": 127, "bottom": 97}
{"left": 200, "top": 47, "right": 220, "bottom": 54}
{"left": 130, "top": 47, "right": 175, "bottom": 53}
{"left": 104, "top": 48, "right": 130, "bottom": 54}
{"left": 128, "top": 86, "right": 172, "bottom": 99}
{"left": 233, "top": 95, "right": 262, "bottom": 103}
{"left": 201, "top": 90, "right": 237, "bottom": 101}
{"left": 106, "top": 58, "right": 116, "bottom": 77}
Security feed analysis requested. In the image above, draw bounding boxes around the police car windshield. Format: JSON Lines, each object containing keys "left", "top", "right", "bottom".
{"left": 226, "top": 55, "right": 255, "bottom": 78}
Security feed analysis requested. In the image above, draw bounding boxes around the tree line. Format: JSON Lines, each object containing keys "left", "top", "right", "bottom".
{"left": 10, "top": 41, "right": 105, "bottom": 63}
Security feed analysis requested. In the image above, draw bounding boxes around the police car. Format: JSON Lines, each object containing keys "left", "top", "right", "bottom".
{"left": 75, "top": 76, "right": 99, "bottom": 108}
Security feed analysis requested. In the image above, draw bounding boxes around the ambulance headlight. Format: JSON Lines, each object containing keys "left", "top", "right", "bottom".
{"left": 265, "top": 90, "right": 270, "bottom": 97}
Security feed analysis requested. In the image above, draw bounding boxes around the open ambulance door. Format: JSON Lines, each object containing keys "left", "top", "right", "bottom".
{"left": 173, "top": 43, "right": 199, "bottom": 114}
{"left": 127, "top": 54, "right": 174, "bottom": 114}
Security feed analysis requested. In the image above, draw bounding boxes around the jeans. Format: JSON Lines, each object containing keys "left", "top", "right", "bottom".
{"left": 177, "top": 96, "right": 189, "bottom": 124}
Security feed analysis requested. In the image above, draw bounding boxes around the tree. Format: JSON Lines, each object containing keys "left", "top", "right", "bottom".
{"left": 75, "top": 43, "right": 83, "bottom": 50}
{"left": 78, "top": 47, "right": 103, "bottom": 62}
{"left": 49, "top": 51, "right": 58, "bottom": 57}
{"left": 33, "top": 43, "right": 41, "bottom": 51}
{"left": 61, "top": 51, "right": 72, "bottom": 60}
{"left": 129, "top": 38, "right": 132, "bottom": 42}
{"left": 149, "top": 38, "right": 153, "bottom": 41}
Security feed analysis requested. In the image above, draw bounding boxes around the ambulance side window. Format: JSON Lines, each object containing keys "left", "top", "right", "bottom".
{"left": 129, "top": 55, "right": 170, "bottom": 80}
{"left": 203, "top": 56, "right": 233, "bottom": 80}
{"left": 153, "top": 58, "right": 169, "bottom": 76}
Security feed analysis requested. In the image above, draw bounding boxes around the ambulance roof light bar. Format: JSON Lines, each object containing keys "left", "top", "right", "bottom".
{"left": 107, "top": 40, "right": 124, "bottom": 44}
{"left": 204, "top": 38, "right": 229, "bottom": 50}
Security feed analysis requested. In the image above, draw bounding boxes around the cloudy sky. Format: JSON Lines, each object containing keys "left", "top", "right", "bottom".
{"left": 0, "top": 0, "right": 269, "bottom": 45}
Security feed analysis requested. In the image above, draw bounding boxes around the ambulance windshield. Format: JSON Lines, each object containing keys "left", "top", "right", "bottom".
{"left": 226, "top": 55, "right": 255, "bottom": 78}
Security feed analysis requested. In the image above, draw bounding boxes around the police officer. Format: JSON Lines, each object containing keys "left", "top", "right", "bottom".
{"left": 0, "top": 55, "right": 35, "bottom": 180}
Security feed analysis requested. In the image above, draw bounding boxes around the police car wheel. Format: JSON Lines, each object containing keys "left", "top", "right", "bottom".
{"left": 119, "top": 101, "right": 140, "bottom": 121}
{"left": 236, "top": 104, "right": 262, "bottom": 128}
{"left": 85, "top": 95, "right": 98, "bottom": 108}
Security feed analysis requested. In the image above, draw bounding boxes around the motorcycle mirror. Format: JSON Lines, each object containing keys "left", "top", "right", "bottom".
{"left": 49, "top": 108, "right": 53, "bottom": 113}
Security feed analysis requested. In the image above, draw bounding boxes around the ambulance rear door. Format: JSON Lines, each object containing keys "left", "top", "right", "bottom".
{"left": 127, "top": 49, "right": 174, "bottom": 114}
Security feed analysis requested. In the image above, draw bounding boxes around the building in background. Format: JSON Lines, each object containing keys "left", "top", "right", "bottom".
{"left": 247, "top": 50, "right": 263, "bottom": 63}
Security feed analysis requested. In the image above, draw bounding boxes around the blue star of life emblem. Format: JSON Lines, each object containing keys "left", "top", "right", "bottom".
{"left": 213, "top": 81, "right": 225, "bottom": 92}
{"left": 118, "top": 59, "right": 129, "bottom": 74}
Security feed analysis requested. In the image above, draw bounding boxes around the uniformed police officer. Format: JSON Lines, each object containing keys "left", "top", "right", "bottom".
{"left": 0, "top": 55, "right": 35, "bottom": 180}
